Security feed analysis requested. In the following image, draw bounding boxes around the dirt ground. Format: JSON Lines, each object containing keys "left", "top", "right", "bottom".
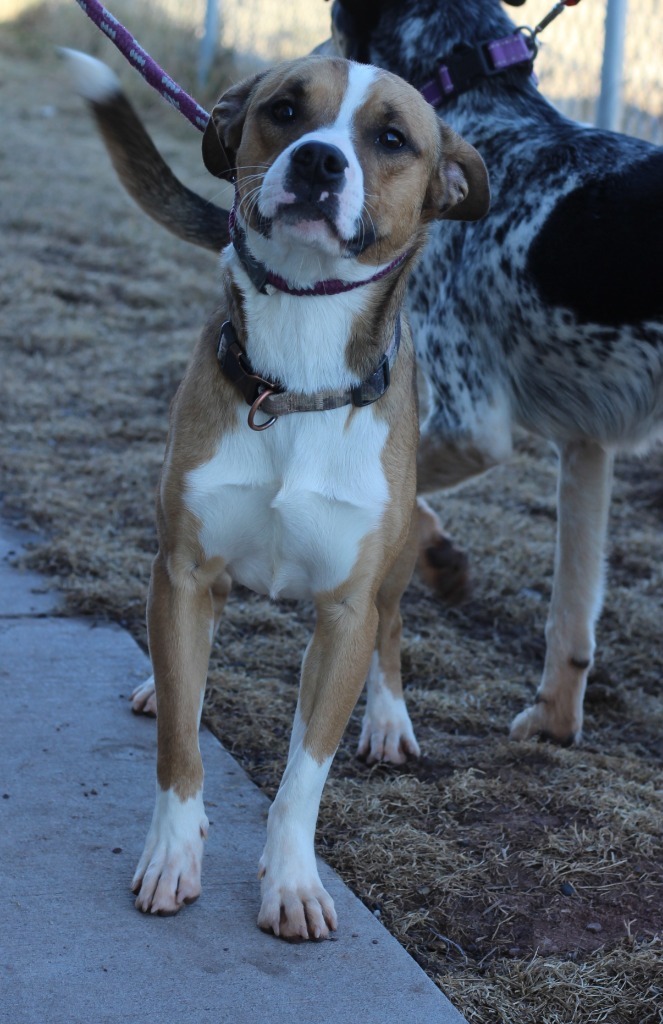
{"left": 1, "top": 11, "right": 662, "bottom": 1024}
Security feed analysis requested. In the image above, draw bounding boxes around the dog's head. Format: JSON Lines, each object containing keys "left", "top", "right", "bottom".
{"left": 203, "top": 56, "right": 489, "bottom": 268}
{"left": 327, "top": 1, "right": 528, "bottom": 65}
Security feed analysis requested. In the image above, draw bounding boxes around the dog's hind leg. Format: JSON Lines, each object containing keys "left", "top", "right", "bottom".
{"left": 132, "top": 553, "right": 227, "bottom": 914}
{"left": 511, "top": 440, "right": 614, "bottom": 744}
{"left": 258, "top": 584, "right": 379, "bottom": 940}
{"left": 358, "top": 508, "right": 421, "bottom": 764}
{"left": 130, "top": 570, "right": 231, "bottom": 716}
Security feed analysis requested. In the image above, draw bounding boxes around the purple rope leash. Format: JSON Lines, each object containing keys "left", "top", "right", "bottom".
{"left": 74, "top": 0, "right": 210, "bottom": 131}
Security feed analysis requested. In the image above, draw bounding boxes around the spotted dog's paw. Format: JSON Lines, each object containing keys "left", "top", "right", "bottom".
{"left": 416, "top": 498, "right": 470, "bottom": 604}
{"left": 418, "top": 533, "right": 470, "bottom": 604}
{"left": 510, "top": 698, "right": 582, "bottom": 746}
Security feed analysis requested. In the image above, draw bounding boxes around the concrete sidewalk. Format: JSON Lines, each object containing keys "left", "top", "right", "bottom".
{"left": 0, "top": 522, "right": 467, "bottom": 1024}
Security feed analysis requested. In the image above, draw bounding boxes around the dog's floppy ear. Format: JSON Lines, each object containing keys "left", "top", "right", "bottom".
{"left": 202, "top": 71, "right": 268, "bottom": 180}
{"left": 427, "top": 123, "right": 491, "bottom": 222}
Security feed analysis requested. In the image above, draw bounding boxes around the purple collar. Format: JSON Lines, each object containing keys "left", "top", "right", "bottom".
{"left": 420, "top": 31, "right": 535, "bottom": 108}
{"left": 228, "top": 205, "right": 411, "bottom": 297}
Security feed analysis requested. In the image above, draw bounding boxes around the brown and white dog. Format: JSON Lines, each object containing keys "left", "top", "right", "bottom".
{"left": 65, "top": 51, "right": 488, "bottom": 939}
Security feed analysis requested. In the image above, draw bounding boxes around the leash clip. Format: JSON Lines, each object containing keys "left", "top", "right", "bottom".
{"left": 515, "top": 25, "right": 539, "bottom": 58}
{"left": 528, "top": 0, "right": 583, "bottom": 42}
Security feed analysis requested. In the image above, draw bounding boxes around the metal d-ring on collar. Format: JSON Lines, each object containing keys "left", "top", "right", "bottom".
{"left": 216, "top": 317, "right": 402, "bottom": 431}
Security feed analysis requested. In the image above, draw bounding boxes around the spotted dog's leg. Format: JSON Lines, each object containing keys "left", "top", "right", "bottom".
{"left": 415, "top": 387, "right": 514, "bottom": 494}
{"left": 130, "top": 571, "right": 231, "bottom": 716}
{"left": 258, "top": 587, "right": 378, "bottom": 941}
{"left": 358, "top": 508, "right": 420, "bottom": 764}
{"left": 415, "top": 496, "right": 470, "bottom": 604}
{"left": 415, "top": 395, "right": 513, "bottom": 602}
{"left": 511, "top": 440, "right": 614, "bottom": 744}
{"left": 132, "top": 555, "right": 230, "bottom": 914}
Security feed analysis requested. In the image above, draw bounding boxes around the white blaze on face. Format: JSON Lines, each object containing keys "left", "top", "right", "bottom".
{"left": 258, "top": 63, "right": 380, "bottom": 242}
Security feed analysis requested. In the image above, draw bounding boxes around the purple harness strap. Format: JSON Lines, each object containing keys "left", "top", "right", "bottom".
{"left": 74, "top": 0, "right": 210, "bottom": 131}
{"left": 420, "top": 32, "right": 534, "bottom": 107}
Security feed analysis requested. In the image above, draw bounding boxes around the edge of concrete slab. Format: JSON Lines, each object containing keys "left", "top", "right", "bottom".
{"left": 0, "top": 522, "right": 61, "bottom": 616}
{"left": 0, "top": 523, "right": 467, "bottom": 1024}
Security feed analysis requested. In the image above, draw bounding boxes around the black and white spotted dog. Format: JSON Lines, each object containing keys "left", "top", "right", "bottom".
{"left": 68, "top": 0, "right": 663, "bottom": 747}
{"left": 325, "top": 0, "right": 663, "bottom": 746}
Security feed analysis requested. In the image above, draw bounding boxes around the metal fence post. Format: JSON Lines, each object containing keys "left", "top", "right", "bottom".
{"left": 198, "top": 0, "right": 220, "bottom": 91}
{"left": 596, "top": 0, "right": 629, "bottom": 130}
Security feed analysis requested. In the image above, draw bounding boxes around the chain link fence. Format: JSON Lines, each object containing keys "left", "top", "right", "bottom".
{"left": 4, "top": 0, "right": 658, "bottom": 142}
{"left": 535, "top": 0, "right": 662, "bottom": 142}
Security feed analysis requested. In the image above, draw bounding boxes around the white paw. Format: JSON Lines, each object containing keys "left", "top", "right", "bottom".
{"left": 132, "top": 788, "right": 208, "bottom": 914}
{"left": 510, "top": 699, "right": 582, "bottom": 746}
{"left": 357, "top": 691, "right": 420, "bottom": 765}
{"left": 258, "top": 852, "right": 337, "bottom": 941}
{"left": 130, "top": 675, "right": 157, "bottom": 716}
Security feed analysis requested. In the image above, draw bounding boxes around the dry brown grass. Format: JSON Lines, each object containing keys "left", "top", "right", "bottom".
{"left": 1, "top": 12, "right": 662, "bottom": 1024}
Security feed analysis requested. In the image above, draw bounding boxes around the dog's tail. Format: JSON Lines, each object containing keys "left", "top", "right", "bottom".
{"left": 60, "top": 49, "right": 229, "bottom": 253}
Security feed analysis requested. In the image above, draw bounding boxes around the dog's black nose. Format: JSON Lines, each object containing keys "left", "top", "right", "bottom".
{"left": 291, "top": 142, "right": 348, "bottom": 185}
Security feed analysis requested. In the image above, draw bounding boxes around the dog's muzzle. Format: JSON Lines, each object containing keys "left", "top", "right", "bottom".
{"left": 284, "top": 141, "right": 349, "bottom": 218}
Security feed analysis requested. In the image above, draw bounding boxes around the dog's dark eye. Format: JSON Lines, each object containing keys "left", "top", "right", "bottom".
{"left": 271, "top": 100, "right": 296, "bottom": 124}
{"left": 377, "top": 129, "right": 407, "bottom": 150}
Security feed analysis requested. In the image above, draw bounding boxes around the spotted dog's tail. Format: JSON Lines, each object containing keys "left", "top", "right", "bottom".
{"left": 60, "top": 49, "right": 230, "bottom": 253}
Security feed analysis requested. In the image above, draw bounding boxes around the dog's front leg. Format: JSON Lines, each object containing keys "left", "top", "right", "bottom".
{"left": 358, "top": 508, "right": 421, "bottom": 764}
{"left": 511, "top": 440, "right": 614, "bottom": 744}
{"left": 132, "top": 551, "right": 222, "bottom": 913}
{"left": 258, "top": 591, "right": 379, "bottom": 940}
{"left": 130, "top": 571, "right": 231, "bottom": 716}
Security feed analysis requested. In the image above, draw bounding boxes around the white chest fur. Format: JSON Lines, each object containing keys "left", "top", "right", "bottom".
{"left": 220, "top": 247, "right": 377, "bottom": 393}
{"left": 185, "top": 406, "right": 390, "bottom": 600}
